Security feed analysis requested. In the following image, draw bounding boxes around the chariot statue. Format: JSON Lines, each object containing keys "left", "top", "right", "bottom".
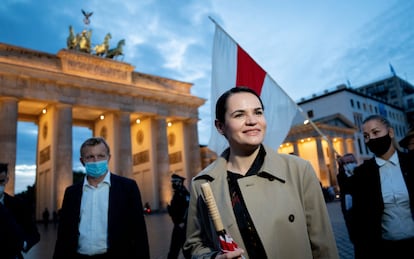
{"left": 106, "top": 39, "right": 125, "bottom": 60}
{"left": 77, "top": 29, "right": 92, "bottom": 53}
{"left": 66, "top": 25, "right": 78, "bottom": 50}
{"left": 65, "top": 9, "right": 126, "bottom": 59}
{"left": 93, "top": 33, "right": 112, "bottom": 56}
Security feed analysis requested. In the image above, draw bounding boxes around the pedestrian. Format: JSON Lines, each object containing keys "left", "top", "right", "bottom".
{"left": 336, "top": 153, "right": 358, "bottom": 241}
{"left": 53, "top": 137, "right": 150, "bottom": 258}
{"left": 399, "top": 127, "right": 414, "bottom": 152}
{"left": 348, "top": 114, "right": 414, "bottom": 259}
{"left": 183, "top": 87, "right": 339, "bottom": 259}
{"left": 144, "top": 202, "right": 151, "bottom": 214}
{"left": 42, "top": 207, "right": 50, "bottom": 228}
{"left": 167, "top": 173, "right": 190, "bottom": 259}
{"left": 0, "top": 163, "right": 40, "bottom": 258}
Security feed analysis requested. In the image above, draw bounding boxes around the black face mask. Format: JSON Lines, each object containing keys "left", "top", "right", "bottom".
{"left": 366, "top": 134, "right": 392, "bottom": 156}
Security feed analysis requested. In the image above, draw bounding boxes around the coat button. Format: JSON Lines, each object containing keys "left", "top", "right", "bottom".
{"left": 288, "top": 214, "right": 295, "bottom": 222}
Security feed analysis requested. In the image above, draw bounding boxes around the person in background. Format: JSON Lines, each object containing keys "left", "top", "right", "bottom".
{"left": 53, "top": 137, "right": 150, "bottom": 259}
{"left": 42, "top": 207, "right": 50, "bottom": 228}
{"left": 143, "top": 202, "right": 151, "bottom": 215}
{"left": 349, "top": 115, "right": 414, "bottom": 259}
{"left": 167, "top": 173, "right": 190, "bottom": 259}
{"left": 399, "top": 128, "right": 414, "bottom": 152}
{"left": 336, "top": 153, "right": 358, "bottom": 242}
{"left": 183, "top": 87, "right": 339, "bottom": 259}
{"left": 0, "top": 163, "right": 40, "bottom": 259}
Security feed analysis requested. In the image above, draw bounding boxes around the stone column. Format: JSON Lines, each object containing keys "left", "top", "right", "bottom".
{"left": 152, "top": 117, "right": 169, "bottom": 210}
{"left": 345, "top": 138, "right": 355, "bottom": 155}
{"left": 113, "top": 111, "right": 132, "bottom": 178}
{"left": 53, "top": 104, "right": 73, "bottom": 210}
{"left": 183, "top": 119, "right": 202, "bottom": 181}
{"left": 293, "top": 142, "right": 299, "bottom": 156}
{"left": 0, "top": 97, "right": 18, "bottom": 195}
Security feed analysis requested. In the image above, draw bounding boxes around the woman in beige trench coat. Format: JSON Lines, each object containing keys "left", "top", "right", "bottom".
{"left": 183, "top": 87, "right": 339, "bottom": 259}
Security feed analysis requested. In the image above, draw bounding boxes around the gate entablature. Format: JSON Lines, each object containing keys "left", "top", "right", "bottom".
{"left": 0, "top": 43, "right": 205, "bottom": 123}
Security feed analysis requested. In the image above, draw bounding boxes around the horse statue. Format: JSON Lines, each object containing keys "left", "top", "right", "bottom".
{"left": 66, "top": 25, "right": 78, "bottom": 50}
{"left": 93, "top": 33, "right": 112, "bottom": 56}
{"left": 77, "top": 29, "right": 92, "bottom": 53}
{"left": 106, "top": 39, "right": 125, "bottom": 59}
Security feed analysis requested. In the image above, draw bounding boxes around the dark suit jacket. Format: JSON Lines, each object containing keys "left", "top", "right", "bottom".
{"left": 53, "top": 173, "right": 150, "bottom": 259}
{"left": 0, "top": 202, "right": 25, "bottom": 259}
{"left": 350, "top": 151, "right": 414, "bottom": 258}
{"left": 2, "top": 193, "right": 40, "bottom": 258}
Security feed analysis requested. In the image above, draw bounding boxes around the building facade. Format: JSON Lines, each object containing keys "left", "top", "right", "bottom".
{"left": 0, "top": 42, "right": 205, "bottom": 219}
{"left": 280, "top": 81, "right": 410, "bottom": 189}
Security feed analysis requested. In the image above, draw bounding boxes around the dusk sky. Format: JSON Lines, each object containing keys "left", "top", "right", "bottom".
{"left": 2, "top": 0, "right": 413, "bottom": 193}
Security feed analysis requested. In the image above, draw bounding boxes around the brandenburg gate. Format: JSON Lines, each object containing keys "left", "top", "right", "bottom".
{"left": 0, "top": 42, "right": 205, "bottom": 220}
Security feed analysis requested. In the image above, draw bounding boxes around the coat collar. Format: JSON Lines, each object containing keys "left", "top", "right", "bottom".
{"left": 195, "top": 145, "right": 286, "bottom": 184}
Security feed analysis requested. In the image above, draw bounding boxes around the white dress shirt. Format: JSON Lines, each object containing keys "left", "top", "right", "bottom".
{"left": 78, "top": 172, "right": 111, "bottom": 255}
{"left": 376, "top": 152, "right": 414, "bottom": 240}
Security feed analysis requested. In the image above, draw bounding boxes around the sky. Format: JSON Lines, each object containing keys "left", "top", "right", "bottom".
{"left": 2, "top": 0, "right": 414, "bottom": 193}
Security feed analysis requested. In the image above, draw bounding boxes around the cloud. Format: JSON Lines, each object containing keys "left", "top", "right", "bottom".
{"left": 324, "top": 0, "right": 414, "bottom": 87}
{"left": 14, "top": 164, "right": 36, "bottom": 194}
{"left": 3, "top": 0, "right": 414, "bottom": 192}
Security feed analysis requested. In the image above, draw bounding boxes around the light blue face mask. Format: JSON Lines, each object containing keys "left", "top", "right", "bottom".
{"left": 344, "top": 162, "right": 357, "bottom": 177}
{"left": 84, "top": 160, "right": 108, "bottom": 178}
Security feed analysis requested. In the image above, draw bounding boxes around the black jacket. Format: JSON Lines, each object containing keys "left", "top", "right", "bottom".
{"left": 53, "top": 173, "right": 150, "bottom": 259}
{"left": 167, "top": 186, "right": 190, "bottom": 225}
{"left": 2, "top": 193, "right": 40, "bottom": 259}
{"left": 350, "top": 151, "right": 414, "bottom": 258}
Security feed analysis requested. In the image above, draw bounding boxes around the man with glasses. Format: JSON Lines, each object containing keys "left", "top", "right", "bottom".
{"left": 53, "top": 137, "right": 150, "bottom": 259}
{"left": 0, "top": 163, "right": 40, "bottom": 259}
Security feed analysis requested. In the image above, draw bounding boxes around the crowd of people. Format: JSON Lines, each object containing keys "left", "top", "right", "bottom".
{"left": 2, "top": 87, "right": 414, "bottom": 258}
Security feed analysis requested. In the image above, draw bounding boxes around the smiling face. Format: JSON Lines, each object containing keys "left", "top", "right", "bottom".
{"left": 215, "top": 91, "right": 266, "bottom": 152}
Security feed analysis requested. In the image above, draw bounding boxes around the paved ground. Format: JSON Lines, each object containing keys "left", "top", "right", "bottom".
{"left": 328, "top": 201, "right": 354, "bottom": 259}
{"left": 25, "top": 200, "right": 353, "bottom": 259}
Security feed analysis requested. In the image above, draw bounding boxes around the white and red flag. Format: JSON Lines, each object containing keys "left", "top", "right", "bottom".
{"left": 208, "top": 22, "right": 298, "bottom": 154}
